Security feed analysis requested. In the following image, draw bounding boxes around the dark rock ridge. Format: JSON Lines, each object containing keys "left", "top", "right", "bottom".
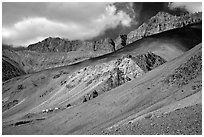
{"left": 27, "top": 12, "right": 201, "bottom": 53}
{"left": 131, "top": 52, "right": 167, "bottom": 72}
{"left": 126, "top": 12, "right": 202, "bottom": 44}
{"left": 114, "top": 34, "right": 127, "bottom": 50}
{"left": 28, "top": 37, "right": 81, "bottom": 52}
{"left": 27, "top": 37, "right": 116, "bottom": 53}
{"left": 2, "top": 55, "right": 26, "bottom": 82}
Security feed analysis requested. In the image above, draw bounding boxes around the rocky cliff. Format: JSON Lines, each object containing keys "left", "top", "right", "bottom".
{"left": 131, "top": 52, "right": 167, "bottom": 72}
{"left": 2, "top": 55, "right": 26, "bottom": 81}
{"left": 27, "top": 37, "right": 115, "bottom": 53}
{"left": 126, "top": 12, "right": 202, "bottom": 45}
{"left": 26, "top": 12, "right": 202, "bottom": 54}
{"left": 63, "top": 52, "right": 166, "bottom": 105}
{"left": 27, "top": 12, "right": 202, "bottom": 53}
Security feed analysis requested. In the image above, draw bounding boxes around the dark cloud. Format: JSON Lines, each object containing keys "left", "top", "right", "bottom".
{"left": 93, "top": 2, "right": 171, "bottom": 40}
{"left": 92, "top": 24, "right": 132, "bottom": 41}
{"left": 93, "top": 2, "right": 202, "bottom": 41}
{"left": 133, "top": 2, "right": 168, "bottom": 24}
{"left": 132, "top": 2, "right": 202, "bottom": 25}
{"left": 168, "top": 2, "right": 202, "bottom": 13}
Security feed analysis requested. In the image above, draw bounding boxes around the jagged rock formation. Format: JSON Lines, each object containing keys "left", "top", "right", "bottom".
{"left": 114, "top": 35, "right": 127, "bottom": 50}
{"left": 27, "top": 37, "right": 79, "bottom": 52}
{"left": 131, "top": 52, "right": 167, "bottom": 72}
{"left": 27, "top": 12, "right": 201, "bottom": 53}
{"left": 92, "top": 38, "right": 116, "bottom": 52}
{"left": 97, "top": 44, "right": 202, "bottom": 135}
{"left": 27, "top": 37, "right": 115, "bottom": 53}
{"left": 144, "top": 12, "right": 202, "bottom": 37}
{"left": 65, "top": 52, "right": 165, "bottom": 105}
{"left": 126, "top": 12, "right": 202, "bottom": 44}
{"left": 126, "top": 23, "right": 148, "bottom": 44}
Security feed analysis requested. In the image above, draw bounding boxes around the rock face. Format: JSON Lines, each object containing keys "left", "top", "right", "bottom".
{"left": 144, "top": 12, "right": 202, "bottom": 37}
{"left": 114, "top": 35, "right": 127, "bottom": 50}
{"left": 164, "top": 51, "right": 202, "bottom": 87}
{"left": 126, "top": 12, "right": 202, "bottom": 45}
{"left": 28, "top": 37, "right": 80, "bottom": 52}
{"left": 131, "top": 52, "right": 167, "bottom": 72}
{"left": 126, "top": 23, "right": 148, "bottom": 44}
{"left": 27, "top": 37, "right": 115, "bottom": 53}
{"left": 65, "top": 52, "right": 165, "bottom": 105}
{"left": 92, "top": 38, "right": 116, "bottom": 52}
{"left": 2, "top": 55, "right": 26, "bottom": 81}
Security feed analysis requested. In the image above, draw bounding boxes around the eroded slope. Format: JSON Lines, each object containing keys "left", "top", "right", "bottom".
{"left": 2, "top": 43, "right": 202, "bottom": 135}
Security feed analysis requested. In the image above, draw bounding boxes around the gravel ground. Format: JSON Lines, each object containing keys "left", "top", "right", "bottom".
{"left": 101, "top": 104, "right": 202, "bottom": 135}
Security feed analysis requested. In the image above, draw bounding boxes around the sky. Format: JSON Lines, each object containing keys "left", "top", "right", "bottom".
{"left": 2, "top": 2, "right": 202, "bottom": 47}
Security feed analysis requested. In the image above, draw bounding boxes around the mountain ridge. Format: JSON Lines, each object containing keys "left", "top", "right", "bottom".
{"left": 9, "top": 11, "right": 200, "bottom": 54}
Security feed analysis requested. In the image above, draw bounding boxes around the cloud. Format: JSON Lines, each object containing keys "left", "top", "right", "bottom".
{"left": 168, "top": 2, "right": 202, "bottom": 13}
{"left": 2, "top": 3, "right": 133, "bottom": 47}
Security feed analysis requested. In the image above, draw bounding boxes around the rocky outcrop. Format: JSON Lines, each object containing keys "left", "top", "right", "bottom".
{"left": 106, "top": 68, "right": 128, "bottom": 89}
{"left": 164, "top": 51, "right": 202, "bottom": 87}
{"left": 91, "top": 38, "right": 116, "bottom": 52}
{"left": 27, "top": 12, "right": 201, "bottom": 53}
{"left": 66, "top": 52, "right": 166, "bottom": 105}
{"left": 27, "top": 37, "right": 81, "bottom": 52}
{"left": 127, "top": 23, "right": 148, "bottom": 44}
{"left": 114, "top": 35, "right": 127, "bottom": 50}
{"left": 27, "top": 37, "right": 115, "bottom": 53}
{"left": 144, "top": 12, "right": 202, "bottom": 37}
{"left": 82, "top": 90, "right": 99, "bottom": 103}
{"left": 131, "top": 52, "right": 167, "bottom": 72}
{"left": 2, "top": 48, "right": 108, "bottom": 74}
{"left": 126, "top": 12, "right": 202, "bottom": 45}
{"left": 2, "top": 55, "right": 26, "bottom": 81}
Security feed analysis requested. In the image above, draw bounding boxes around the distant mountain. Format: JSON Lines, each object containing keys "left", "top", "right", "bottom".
{"left": 2, "top": 11, "right": 202, "bottom": 82}
{"left": 125, "top": 11, "right": 202, "bottom": 45}
{"left": 27, "top": 37, "right": 115, "bottom": 53}
{"left": 27, "top": 12, "right": 201, "bottom": 53}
